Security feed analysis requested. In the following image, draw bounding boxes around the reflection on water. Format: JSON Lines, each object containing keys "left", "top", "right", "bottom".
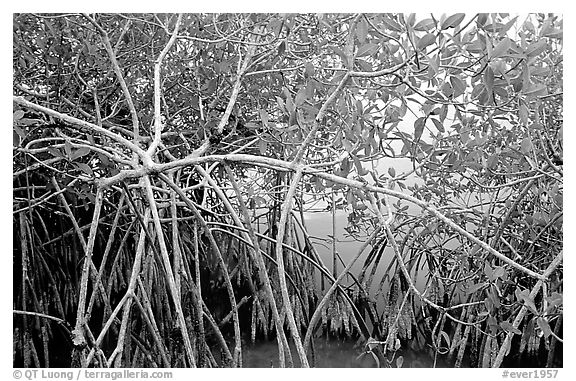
{"left": 243, "top": 340, "right": 372, "bottom": 368}
{"left": 242, "top": 339, "right": 435, "bottom": 368}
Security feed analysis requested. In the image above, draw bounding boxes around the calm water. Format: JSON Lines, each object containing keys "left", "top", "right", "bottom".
{"left": 242, "top": 339, "right": 435, "bottom": 368}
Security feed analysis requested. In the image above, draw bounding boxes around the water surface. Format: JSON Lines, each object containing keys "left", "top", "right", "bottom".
{"left": 242, "top": 339, "right": 435, "bottom": 368}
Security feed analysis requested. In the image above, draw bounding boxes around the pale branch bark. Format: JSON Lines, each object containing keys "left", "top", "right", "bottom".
{"left": 13, "top": 310, "right": 71, "bottom": 335}
{"left": 88, "top": 149, "right": 549, "bottom": 282}
{"left": 13, "top": 157, "right": 64, "bottom": 178}
{"left": 191, "top": 219, "right": 207, "bottom": 367}
{"left": 14, "top": 178, "right": 80, "bottom": 215}
{"left": 85, "top": 292, "right": 130, "bottom": 365}
{"left": 13, "top": 96, "right": 147, "bottom": 158}
{"left": 92, "top": 88, "right": 102, "bottom": 127}
{"left": 492, "top": 250, "right": 563, "bottom": 368}
{"left": 50, "top": 178, "right": 112, "bottom": 318}
{"left": 368, "top": 191, "right": 521, "bottom": 328}
{"left": 86, "top": 194, "right": 126, "bottom": 319}
{"left": 273, "top": 171, "right": 308, "bottom": 367}
{"left": 344, "top": 14, "right": 362, "bottom": 69}
{"left": 65, "top": 185, "right": 103, "bottom": 334}
{"left": 215, "top": 33, "right": 259, "bottom": 135}
{"left": 311, "top": 174, "right": 540, "bottom": 281}
{"left": 142, "top": 175, "right": 196, "bottom": 367}
{"left": 82, "top": 14, "right": 141, "bottom": 146}
{"left": 223, "top": 164, "right": 293, "bottom": 367}
{"left": 303, "top": 227, "right": 380, "bottom": 352}
{"left": 106, "top": 208, "right": 152, "bottom": 367}
{"left": 169, "top": 172, "right": 184, "bottom": 298}
{"left": 331, "top": 190, "right": 337, "bottom": 278}
{"left": 201, "top": 302, "right": 234, "bottom": 364}
{"left": 266, "top": 64, "right": 357, "bottom": 367}
{"left": 245, "top": 62, "right": 307, "bottom": 77}
{"left": 18, "top": 212, "right": 30, "bottom": 367}
{"left": 19, "top": 142, "right": 133, "bottom": 166}
{"left": 147, "top": 14, "right": 183, "bottom": 157}
{"left": 349, "top": 59, "right": 408, "bottom": 78}
{"left": 106, "top": 152, "right": 547, "bottom": 281}
{"left": 84, "top": 208, "right": 151, "bottom": 366}
{"left": 381, "top": 211, "right": 447, "bottom": 313}
{"left": 490, "top": 175, "right": 541, "bottom": 248}
{"left": 131, "top": 289, "right": 171, "bottom": 367}
{"left": 107, "top": 293, "right": 134, "bottom": 367}
{"left": 463, "top": 172, "right": 546, "bottom": 190}
{"left": 383, "top": 288, "right": 411, "bottom": 351}
{"left": 188, "top": 165, "right": 267, "bottom": 366}
{"left": 294, "top": 72, "right": 351, "bottom": 163}
{"left": 206, "top": 219, "right": 368, "bottom": 319}
{"left": 157, "top": 173, "right": 242, "bottom": 367}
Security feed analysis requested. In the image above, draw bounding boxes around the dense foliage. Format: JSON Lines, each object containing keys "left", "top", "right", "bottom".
{"left": 13, "top": 13, "right": 562, "bottom": 368}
